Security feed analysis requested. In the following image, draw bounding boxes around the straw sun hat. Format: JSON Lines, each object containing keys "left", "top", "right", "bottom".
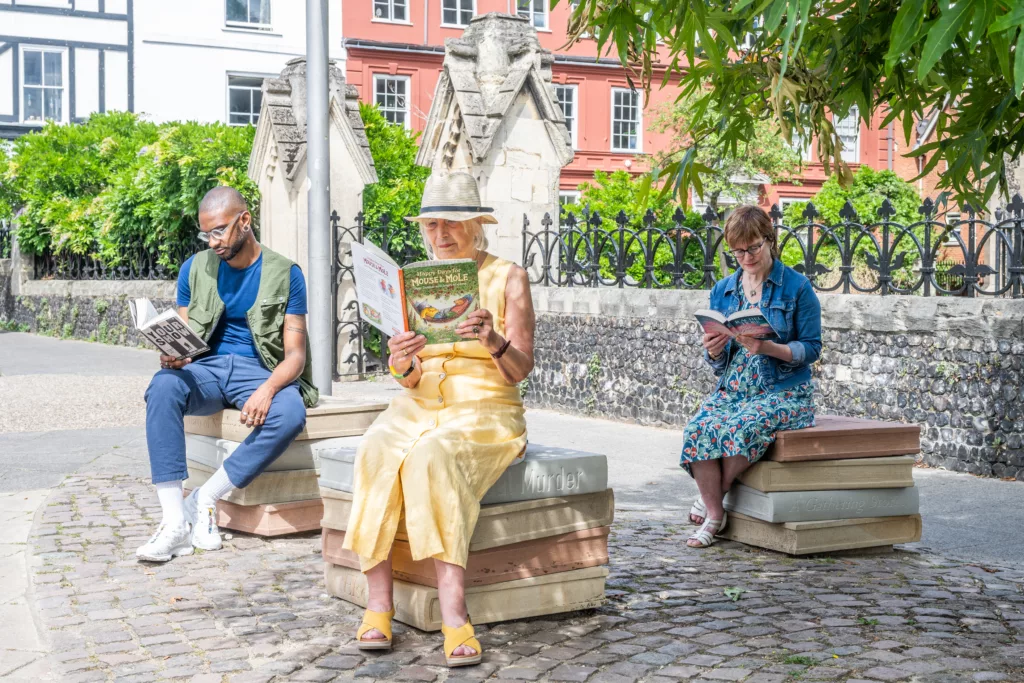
{"left": 406, "top": 172, "right": 498, "bottom": 224}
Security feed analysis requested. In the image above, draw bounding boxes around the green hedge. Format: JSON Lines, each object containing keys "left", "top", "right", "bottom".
{"left": 0, "top": 112, "right": 257, "bottom": 272}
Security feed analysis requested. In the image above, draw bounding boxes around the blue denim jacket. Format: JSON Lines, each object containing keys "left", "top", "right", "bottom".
{"left": 704, "top": 259, "right": 822, "bottom": 392}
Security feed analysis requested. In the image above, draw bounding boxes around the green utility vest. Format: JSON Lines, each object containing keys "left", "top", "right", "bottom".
{"left": 186, "top": 247, "right": 319, "bottom": 408}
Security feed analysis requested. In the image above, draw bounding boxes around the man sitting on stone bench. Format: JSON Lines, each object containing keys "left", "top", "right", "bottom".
{"left": 137, "top": 187, "right": 318, "bottom": 563}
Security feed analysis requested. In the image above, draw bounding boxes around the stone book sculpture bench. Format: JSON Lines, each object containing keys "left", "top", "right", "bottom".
{"left": 182, "top": 397, "right": 386, "bottom": 537}
{"left": 318, "top": 442, "right": 615, "bottom": 629}
{"left": 721, "top": 414, "right": 923, "bottom": 555}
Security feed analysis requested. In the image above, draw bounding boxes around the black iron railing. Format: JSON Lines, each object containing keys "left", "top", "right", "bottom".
{"left": 522, "top": 196, "right": 1024, "bottom": 297}
{"left": 32, "top": 242, "right": 201, "bottom": 281}
{"left": 331, "top": 211, "right": 427, "bottom": 378}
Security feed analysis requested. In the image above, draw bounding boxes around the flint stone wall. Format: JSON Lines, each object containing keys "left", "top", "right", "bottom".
{"left": 5, "top": 278, "right": 176, "bottom": 347}
{"left": 527, "top": 287, "right": 1024, "bottom": 480}
{"left": 0, "top": 260, "right": 13, "bottom": 322}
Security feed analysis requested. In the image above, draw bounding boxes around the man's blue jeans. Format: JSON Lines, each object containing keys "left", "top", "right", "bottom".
{"left": 145, "top": 355, "right": 306, "bottom": 488}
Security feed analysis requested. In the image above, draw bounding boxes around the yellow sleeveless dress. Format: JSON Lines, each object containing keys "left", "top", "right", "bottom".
{"left": 342, "top": 254, "right": 527, "bottom": 571}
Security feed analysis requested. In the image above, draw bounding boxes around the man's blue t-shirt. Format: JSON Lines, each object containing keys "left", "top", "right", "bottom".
{"left": 177, "top": 253, "right": 308, "bottom": 358}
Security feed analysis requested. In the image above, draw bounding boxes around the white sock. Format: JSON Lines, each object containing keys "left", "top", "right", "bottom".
{"left": 197, "top": 467, "right": 234, "bottom": 509}
{"left": 156, "top": 481, "right": 185, "bottom": 526}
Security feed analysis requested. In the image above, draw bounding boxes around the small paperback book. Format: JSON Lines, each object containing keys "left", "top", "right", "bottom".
{"left": 129, "top": 298, "right": 209, "bottom": 360}
{"left": 351, "top": 241, "right": 480, "bottom": 345}
{"left": 695, "top": 309, "right": 777, "bottom": 340}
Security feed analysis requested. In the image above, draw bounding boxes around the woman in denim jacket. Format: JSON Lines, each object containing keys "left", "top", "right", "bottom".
{"left": 681, "top": 205, "right": 822, "bottom": 547}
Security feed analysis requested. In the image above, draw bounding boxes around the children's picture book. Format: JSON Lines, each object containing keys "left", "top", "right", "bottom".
{"left": 695, "top": 308, "right": 778, "bottom": 340}
{"left": 351, "top": 241, "right": 480, "bottom": 345}
{"left": 129, "top": 298, "right": 209, "bottom": 360}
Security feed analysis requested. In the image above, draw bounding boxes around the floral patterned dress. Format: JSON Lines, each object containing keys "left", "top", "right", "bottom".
{"left": 680, "top": 290, "right": 816, "bottom": 475}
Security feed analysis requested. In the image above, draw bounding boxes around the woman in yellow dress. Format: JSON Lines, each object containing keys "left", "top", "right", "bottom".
{"left": 342, "top": 172, "right": 535, "bottom": 667}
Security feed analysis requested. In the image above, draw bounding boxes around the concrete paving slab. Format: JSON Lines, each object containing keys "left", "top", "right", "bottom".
{"left": 0, "top": 331, "right": 158, "bottom": 376}
{"left": 0, "top": 488, "right": 52, "bottom": 680}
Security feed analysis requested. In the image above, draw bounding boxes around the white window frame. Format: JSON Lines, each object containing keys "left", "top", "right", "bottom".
{"left": 740, "top": 15, "right": 763, "bottom": 51}
{"left": 225, "top": 0, "right": 272, "bottom": 30}
{"left": 373, "top": 0, "right": 409, "bottom": 23}
{"left": 567, "top": 0, "right": 593, "bottom": 38}
{"left": 517, "top": 0, "right": 549, "bottom": 30}
{"left": 19, "top": 45, "right": 68, "bottom": 125}
{"left": 554, "top": 84, "right": 578, "bottom": 149}
{"left": 943, "top": 212, "right": 962, "bottom": 246}
{"left": 441, "top": 0, "right": 475, "bottom": 27}
{"left": 777, "top": 197, "right": 806, "bottom": 220}
{"left": 373, "top": 74, "right": 412, "bottom": 129}
{"left": 793, "top": 133, "right": 813, "bottom": 161}
{"left": 559, "top": 190, "right": 581, "bottom": 207}
{"left": 834, "top": 105, "right": 861, "bottom": 163}
{"left": 226, "top": 74, "right": 268, "bottom": 126}
{"left": 610, "top": 87, "right": 642, "bottom": 153}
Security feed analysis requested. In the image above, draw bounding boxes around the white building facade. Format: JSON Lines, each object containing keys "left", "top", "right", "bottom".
{"left": 133, "top": 0, "right": 344, "bottom": 125}
{"left": 0, "top": 0, "right": 345, "bottom": 137}
{"left": 0, "top": 0, "right": 133, "bottom": 139}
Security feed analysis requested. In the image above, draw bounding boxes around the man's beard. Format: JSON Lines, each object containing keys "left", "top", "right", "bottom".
{"left": 218, "top": 230, "right": 248, "bottom": 261}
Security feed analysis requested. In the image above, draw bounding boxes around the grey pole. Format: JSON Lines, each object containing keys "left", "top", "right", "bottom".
{"left": 306, "top": 0, "right": 332, "bottom": 397}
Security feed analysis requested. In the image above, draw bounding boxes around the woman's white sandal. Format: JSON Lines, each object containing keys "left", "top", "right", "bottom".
{"left": 687, "top": 512, "right": 728, "bottom": 548}
{"left": 688, "top": 495, "right": 707, "bottom": 525}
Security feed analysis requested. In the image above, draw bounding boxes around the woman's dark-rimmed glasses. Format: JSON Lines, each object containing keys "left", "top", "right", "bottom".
{"left": 726, "top": 240, "right": 766, "bottom": 259}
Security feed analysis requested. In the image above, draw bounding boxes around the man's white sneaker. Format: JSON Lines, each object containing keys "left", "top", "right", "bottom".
{"left": 184, "top": 489, "right": 223, "bottom": 551}
{"left": 136, "top": 522, "right": 193, "bottom": 562}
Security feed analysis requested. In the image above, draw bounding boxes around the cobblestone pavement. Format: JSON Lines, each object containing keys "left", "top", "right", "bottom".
{"left": 29, "top": 474, "right": 1024, "bottom": 683}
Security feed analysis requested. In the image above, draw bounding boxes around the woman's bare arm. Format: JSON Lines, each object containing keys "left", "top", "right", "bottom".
{"left": 488, "top": 265, "right": 535, "bottom": 385}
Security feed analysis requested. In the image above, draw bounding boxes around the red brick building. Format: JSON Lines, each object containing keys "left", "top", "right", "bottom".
{"left": 342, "top": 2, "right": 946, "bottom": 213}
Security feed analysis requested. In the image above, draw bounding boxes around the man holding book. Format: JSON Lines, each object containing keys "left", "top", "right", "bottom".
{"left": 136, "top": 186, "right": 318, "bottom": 563}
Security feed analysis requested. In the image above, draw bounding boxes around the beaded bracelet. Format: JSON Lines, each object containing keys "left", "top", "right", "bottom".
{"left": 490, "top": 338, "right": 512, "bottom": 359}
{"left": 388, "top": 356, "right": 416, "bottom": 379}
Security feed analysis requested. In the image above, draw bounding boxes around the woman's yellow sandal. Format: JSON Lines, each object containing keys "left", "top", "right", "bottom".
{"left": 355, "top": 607, "right": 395, "bottom": 650}
{"left": 442, "top": 620, "right": 483, "bottom": 667}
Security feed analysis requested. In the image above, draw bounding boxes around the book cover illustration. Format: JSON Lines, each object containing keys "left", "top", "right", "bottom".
{"left": 350, "top": 241, "right": 481, "bottom": 345}
{"left": 695, "top": 308, "right": 777, "bottom": 340}
{"left": 128, "top": 298, "right": 209, "bottom": 360}
{"left": 403, "top": 260, "right": 480, "bottom": 345}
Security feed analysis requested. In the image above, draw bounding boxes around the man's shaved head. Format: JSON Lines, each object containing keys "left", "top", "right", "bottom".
{"left": 199, "top": 186, "right": 248, "bottom": 217}
{"left": 198, "top": 186, "right": 254, "bottom": 262}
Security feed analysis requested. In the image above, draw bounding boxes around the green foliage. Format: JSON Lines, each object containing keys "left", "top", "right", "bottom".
{"left": 651, "top": 92, "right": 803, "bottom": 210}
{"left": 1, "top": 113, "right": 257, "bottom": 273}
{"left": 778, "top": 167, "right": 924, "bottom": 288}
{"left": 565, "top": 0, "right": 1024, "bottom": 206}
{"left": 358, "top": 103, "right": 431, "bottom": 364}
{"left": 573, "top": 169, "right": 682, "bottom": 226}
{"left": 359, "top": 102, "right": 430, "bottom": 228}
{"left": 723, "top": 586, "right": 746, "bottom": 601}
{"left": 781, "top": 167, "right": 921, "bottom": 227}
{"left": 0, "top": 141, "right": 17, "bottom": 224}
{"left": 2, "top": 112, "right": 159, "bottom": 255}
{"left": 565, "top": 170, "right": 717, "bottom": 286}
{"left": 97, "top": 121, "right": 258, "bottom": 269}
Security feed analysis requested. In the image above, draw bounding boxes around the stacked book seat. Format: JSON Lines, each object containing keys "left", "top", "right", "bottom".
{"left": 318, "top": 443, "right": 614, "bottom": 631}
{"left": 182, "top": 397, "right": 386, "bottom": 537}
{"left": 720, "top": 415, "right": 923, "bottom": 554}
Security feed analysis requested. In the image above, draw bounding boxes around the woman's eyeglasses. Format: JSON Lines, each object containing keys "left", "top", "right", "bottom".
{"left": 197, "top": 212, "right": 245, "bottom": 244}
{"left": 726, "top": 240, "right": 766, "bottom": 259}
